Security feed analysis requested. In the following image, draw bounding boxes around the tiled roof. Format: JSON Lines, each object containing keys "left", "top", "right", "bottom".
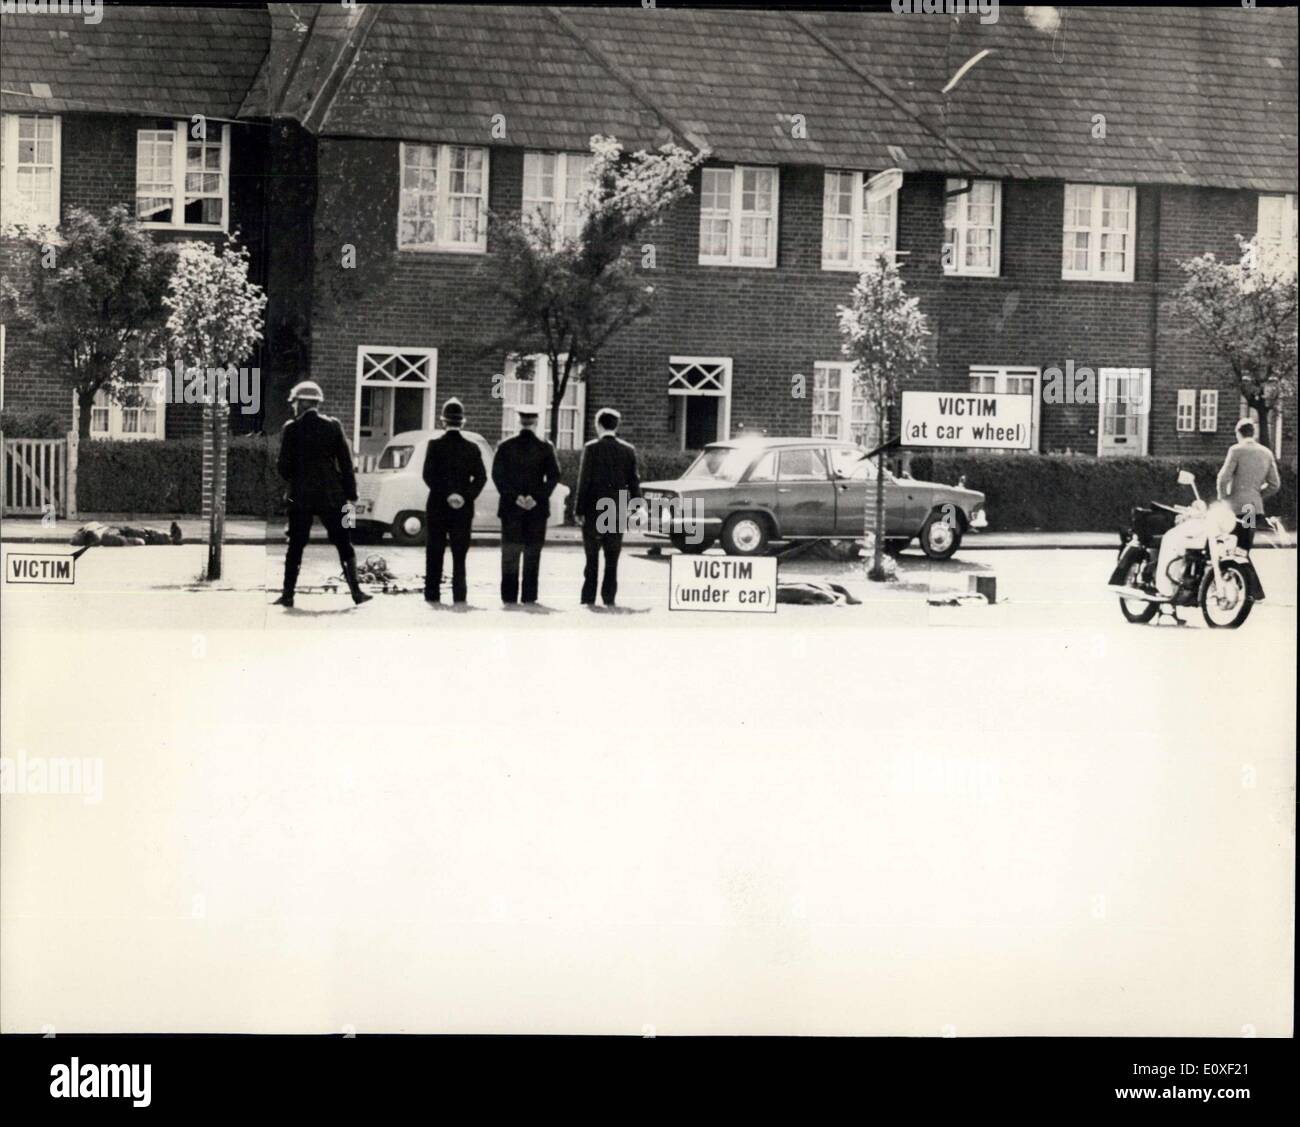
{"left": 0, "top": 6, "right": 268, "bottom": 120}
{"left": 3, "top": 4, "right": 1294, "bottom": 192}
{"left": 807, "top": 5, "right": 1298, "bottom": 192}
{"left": 317, "top": 4, "right": 666, "bottom": 152}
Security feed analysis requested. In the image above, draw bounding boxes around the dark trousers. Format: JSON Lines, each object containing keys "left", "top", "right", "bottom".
{"left": 581, "top": 523, "right": 624, "bottom": 605}
{"left": 500, "top": 514, "right": 547, "bottom": 604}
{"left": 1234, "top": 516, "right": 1255, "bottom": 553}
{"left": 283, "top": 503, "right": 355, "bottom": 595}
{"left": 426, "top": 511, "right": 472, "bottom": 601}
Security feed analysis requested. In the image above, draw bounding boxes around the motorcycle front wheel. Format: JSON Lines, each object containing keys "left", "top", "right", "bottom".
{"left": 1199, "top": 561, "right": 1253, "bottom": 629}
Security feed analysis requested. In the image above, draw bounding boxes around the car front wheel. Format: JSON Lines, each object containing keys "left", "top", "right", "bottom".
{"left": 721, "top": 514, "right": 770, "bottom": 556}
{"left": 390, "top": 510, "right": 427, "bottom": 547}
{"left": 919, "top": 510, "right": 962, "bottom": 560}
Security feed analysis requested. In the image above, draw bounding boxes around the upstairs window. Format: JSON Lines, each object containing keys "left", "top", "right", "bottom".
{"left": 398, "top": 143, "right": 488, "bottom": 252}
{"left": 0, "top": 114, "right": 61, "bottom": 229}
{"left": 699, "top": 165, "right": 778, "bottom": 267}
{"left": 943, "top": 178, "right": 1001, "bottom": 277}
{"left": 822, "top": 171, "right": 897, "bottom": 270}
{"left": 522, "top": 151, "right": 594, "bottom": 245}
{"left": 1062, "top": 183, "right": 1136, "bottom": 281}
{"left": 135, "top": 120, "right": 229, "bottom": 230}
{"left": 1256, "top": 193, "right": 1297, "bottom": 277}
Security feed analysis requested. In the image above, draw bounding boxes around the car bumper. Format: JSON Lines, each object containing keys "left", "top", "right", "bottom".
{"left": 969, "top": 508, "right": 988, "bottom": 530}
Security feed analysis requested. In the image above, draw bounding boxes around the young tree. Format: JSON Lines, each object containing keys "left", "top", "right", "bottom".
{"left": 165, "top": 239, "right": 267, "bottom": 580}
{"left": 475, "top": 135, "right": 705, "bottom": 445}
{"left": 1172, "top": 234, "right": 1297, "bottom": 451}
{"left": 19, "top": 206, "right": 176, "bottom": 439}
{"left": 837, "top": 255, "right": 931, "bottom": 581}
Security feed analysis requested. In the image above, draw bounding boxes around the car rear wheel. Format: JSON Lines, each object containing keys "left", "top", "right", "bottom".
{"left": 920, "top": 511, "right": 962, "bottom": 560}
{"left": 671, "top": 532, "right": 714, "bottom": 554}
{"left": 721, "top": 514, "right": 769, "bottom": 556}
{"left": 390, "top": 510, "right": 427, "bottom": 547}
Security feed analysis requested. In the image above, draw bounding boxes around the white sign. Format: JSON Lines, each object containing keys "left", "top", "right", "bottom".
{"left": 900, "top": 391, "right": 1034, "bottom": 450}
{"left": 6, "top": 552, "right": 76, "bottom": 585}
{"left": 669, "top": 555, "right": 777, "bottom": 613}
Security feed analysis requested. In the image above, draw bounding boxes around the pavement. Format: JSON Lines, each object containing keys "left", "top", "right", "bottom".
{"left": 3, "top": 513, "right": 1294, "bottom": 551}
{"left": 2, "top": 538, "right": 1294, "bottom": 1035}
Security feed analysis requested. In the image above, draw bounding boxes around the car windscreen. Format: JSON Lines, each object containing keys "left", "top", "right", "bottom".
{"left": 377, "top": 444, "right": 415, "bottom": 471}
{"left": 683, "top": 446, "right": 757, "bottom": 483}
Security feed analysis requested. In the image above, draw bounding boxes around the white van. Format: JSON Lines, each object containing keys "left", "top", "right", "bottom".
{"left": 352, "top": 429, "right": 571, "bottom": 545}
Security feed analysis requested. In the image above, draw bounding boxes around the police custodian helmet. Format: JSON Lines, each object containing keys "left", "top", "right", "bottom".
{"left": 288, "top": 380, "right": 325, "bottom": 403}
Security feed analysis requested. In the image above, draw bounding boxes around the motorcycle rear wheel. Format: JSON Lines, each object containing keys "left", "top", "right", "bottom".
{"left": 1199, "top": 562, "right": 1253, "bottom": 629}
{"left": 1118, "top": 557, "right": 1158, "bottom": 624}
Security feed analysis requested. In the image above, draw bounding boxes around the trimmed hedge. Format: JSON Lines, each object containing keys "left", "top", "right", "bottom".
{"left": 73, "top": 439, "right": 1297, "bottom": 531}
{"left": 76, "top": 435, "right": 283, "bottom": 516}
{"left": 1, "top": 408, "right": 67, "bottom": 439}
{"left": 905, "top": 452, "right": 1298, "bottom": 533}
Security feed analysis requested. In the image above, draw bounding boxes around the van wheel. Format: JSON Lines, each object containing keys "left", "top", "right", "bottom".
{"left": 920, "top": 511, "right": 962, "bottom": 560}
{"left": 390, "top": 511, "right": 427, "bottom": 547}
{"left": 721, "top": 514, "right": 769, "bottom": 556}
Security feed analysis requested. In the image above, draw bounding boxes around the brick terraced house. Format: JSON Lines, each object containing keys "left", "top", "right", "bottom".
{"left": 1, "top": 3, "right": 1296, "bottom": 463}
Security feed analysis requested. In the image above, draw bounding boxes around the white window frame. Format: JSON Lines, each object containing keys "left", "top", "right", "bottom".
{"left": 1176, "top": 389, "right": 1196, "bottom": 433}
{"left": 698, "top": 165, "right": 779, "bottom": 268}
{"left": 352, "top": 346, "right": 437, "bottom": 453}
{"left": 135, "top": 120, "right": 230, "bottom": 232}
{"left": 1062, "top": 183, "right": 1136, "bottom": 282}
{"left": 82, "top": 351, "right": 168, "bottom": 442}
{"left": 1198, "top": 389, "right": 1219, "bottom": 433}
{"left": 398, "top": 142, "right": 489, "bottom": 254}
{"left": 1256, "top": 193, "right": 1298, "bottom": 277}
{"left": 1097, "top": 367, "right": 1150, "bottom": 456}
{"left": 821, "top": 171, "right": 898, "bottom": 271}
{"left": 968, "top": 366, "right": 1041, "bottom": 452}
{"left": 500, "top": 353, "right": 586, "bottom": 450}
{"left": 943, "top": 178, "right": 1001, "bottom": 278}
{"left": 812, "top": 361, "right": 880, "bottom": 448}
{"left": 522, "top": 150, "right": 594, "bottom": 245}
{"left": 668, "top": 355, "right": 732, "bottom": 449}
{"left": 0, "top": 113, "right": 61, "bottom": 230}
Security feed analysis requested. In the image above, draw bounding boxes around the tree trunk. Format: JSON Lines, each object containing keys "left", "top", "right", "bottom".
{"left": 866, "top": 412, "right": 891, "bottom": 582}
{"left": 77, "top": 389, "right": 95, "bottom": 440}
{"left": 1256, "top": 403, "right": 1272, "bottom": 453}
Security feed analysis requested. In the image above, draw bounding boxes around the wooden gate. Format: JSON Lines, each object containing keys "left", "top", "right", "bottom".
{"left": 2, "top": 435, "right": 76, "bottom": 518}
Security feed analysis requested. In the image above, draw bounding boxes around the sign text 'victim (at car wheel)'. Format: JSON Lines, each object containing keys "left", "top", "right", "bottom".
{"left": 669, "top": 555, "right": 778, "bottom": 613}
{"left": 900, "top": 391, "right": 1034, "bottom": 450}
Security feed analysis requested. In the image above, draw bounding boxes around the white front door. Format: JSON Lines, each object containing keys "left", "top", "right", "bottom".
{"left": 354, "top": 346, "right": 436, "bottom": 457}
{"left": 1098, "top": 367, "right": 1150, "bottom": 457}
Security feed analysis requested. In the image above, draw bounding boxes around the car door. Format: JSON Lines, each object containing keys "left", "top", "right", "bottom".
{"left": 775, "top": 446, "right": 836, "bottom": 536}
{"left": 830, "top": 446, "right": 915, "bottom": 538}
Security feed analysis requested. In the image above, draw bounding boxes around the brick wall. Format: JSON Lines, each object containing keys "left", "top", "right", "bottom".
{"left": 309, "top": 142, "right": 1294, "bottom": 462}
{"left": 0, "top": 112, "right": 269, "bottom": 439}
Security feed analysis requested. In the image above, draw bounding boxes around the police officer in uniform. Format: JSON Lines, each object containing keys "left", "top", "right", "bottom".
{"left": 575, "top": 408, "right": 641, "bottom": 607}
{"left": 422, "top": 397, "right": 486, "bottom": 604}
{"left": 273, "top": 380, "right": 372, "bottom": 607}
{"left": 491, "top": 407, "right": 560, "bottom": 606}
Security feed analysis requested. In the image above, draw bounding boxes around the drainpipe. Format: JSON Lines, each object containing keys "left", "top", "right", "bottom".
{"left": 1148, "top": 187, "right": 1161, "bottom": 455}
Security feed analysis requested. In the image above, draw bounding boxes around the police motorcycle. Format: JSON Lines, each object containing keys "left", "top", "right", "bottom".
{"left": 1107, "top": 469, "right": 1266, "bottom": 629}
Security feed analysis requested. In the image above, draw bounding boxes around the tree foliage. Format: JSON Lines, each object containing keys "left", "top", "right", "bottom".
{"left": 475, "top": 135, "right": 705, "bottom": 444}
{"left": 1171, "top": 234, "right": 1297, "bottom": 450}
{"left": 19, "top": 205, "right": 176, "bottom": 438}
